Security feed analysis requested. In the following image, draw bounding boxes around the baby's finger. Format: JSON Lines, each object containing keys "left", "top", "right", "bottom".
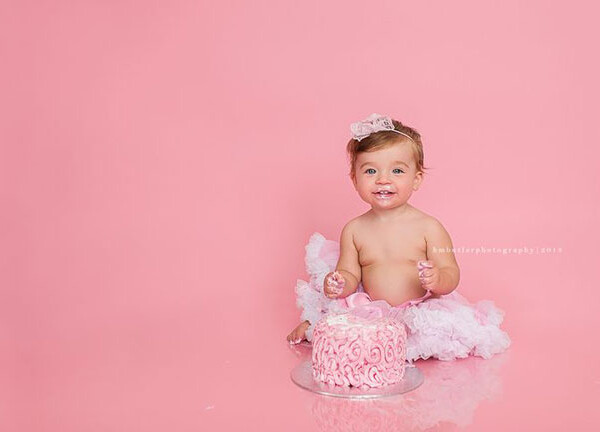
{"left": 421, "top": 276, "right": 432, "bottom": 285}
{"left": 419, "top": 269, "right": 433, "bottom": 278}
{"left": 417, "top": 260, "right": 434, "bottom": 269}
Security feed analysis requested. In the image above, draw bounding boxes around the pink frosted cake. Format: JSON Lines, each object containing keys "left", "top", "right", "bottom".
{"left": 311, "top": 312, "right": 408, "bottom": 388}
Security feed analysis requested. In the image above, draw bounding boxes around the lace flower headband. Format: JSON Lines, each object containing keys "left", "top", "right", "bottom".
{"left": 350, "top": 113, "right": 415, "bottom": 142}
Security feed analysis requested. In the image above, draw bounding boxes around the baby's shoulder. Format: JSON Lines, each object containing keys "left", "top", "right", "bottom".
{"left": 340, "top": 214, "right": 372, "bottom": 239}
{"left": 342, "top": 215, "right": 363, "bottom": 233}
{"left": 408, "top": 207, "right": 445, "bottom": 231}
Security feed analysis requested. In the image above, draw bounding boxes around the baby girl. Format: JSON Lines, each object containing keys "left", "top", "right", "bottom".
{"left": 286, "top": 114, "right": 510, "bottom": 362}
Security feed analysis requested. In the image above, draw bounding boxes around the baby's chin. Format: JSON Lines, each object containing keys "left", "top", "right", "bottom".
{"left": 366, "top": 200, "right": 413, "bottom": 213}
{"left": 365, "top": 196, "right": 408, "bottom": 206}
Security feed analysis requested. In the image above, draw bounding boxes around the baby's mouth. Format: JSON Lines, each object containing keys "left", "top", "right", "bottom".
{"left": 373, "top": 191, "right": 396, "bottom": 198}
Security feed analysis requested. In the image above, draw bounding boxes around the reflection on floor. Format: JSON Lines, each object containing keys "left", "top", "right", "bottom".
{"left": 288, "top": 342, "right": 509, "bottom": 431}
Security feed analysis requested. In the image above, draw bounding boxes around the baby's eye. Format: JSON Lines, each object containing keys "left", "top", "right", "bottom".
{"left": 393, "top": 168, "right": 405, "bottom": 174}
{"left": 365, "top": 168, "right": 376, "bottom": 174}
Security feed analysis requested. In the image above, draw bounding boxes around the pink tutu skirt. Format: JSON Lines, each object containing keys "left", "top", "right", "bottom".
{"left": 294, "top": 232, "right": 511, "bottom": 362}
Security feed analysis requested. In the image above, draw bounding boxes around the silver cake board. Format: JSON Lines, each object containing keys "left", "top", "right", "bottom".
{"left": 290, "top": 360, "right": 424, "bottom": 399}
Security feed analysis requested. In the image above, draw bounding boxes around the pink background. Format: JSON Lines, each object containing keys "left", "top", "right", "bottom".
{"left": 2, "top": 1, "right": 599, "bottom": 430}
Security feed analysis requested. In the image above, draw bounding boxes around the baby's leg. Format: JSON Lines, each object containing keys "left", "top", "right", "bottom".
{"left": 286, "top": 320, "right": 311, "bottom": 344}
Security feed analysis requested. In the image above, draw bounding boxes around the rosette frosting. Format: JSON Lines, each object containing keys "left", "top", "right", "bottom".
{"left": 312, "top": 312, "right": 407, "bottom": 389}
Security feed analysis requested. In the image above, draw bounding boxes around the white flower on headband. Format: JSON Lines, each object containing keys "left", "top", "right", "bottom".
{"left": 350, "top": 113, "right": 398, "bottom": 142}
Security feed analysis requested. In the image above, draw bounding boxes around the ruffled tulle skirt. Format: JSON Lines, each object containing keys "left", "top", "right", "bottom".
{"left": 294, "top": 232, "right": 511, "bottom": 362}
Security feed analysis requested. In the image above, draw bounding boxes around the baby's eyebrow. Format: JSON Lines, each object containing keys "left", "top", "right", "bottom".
{"left": 360, "top": 160, "right": 409, "bottom": 169}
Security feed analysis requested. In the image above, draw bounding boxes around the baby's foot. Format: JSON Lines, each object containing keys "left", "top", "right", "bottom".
{"left": 286, "top": 320, "right": 310, "bottom": 345}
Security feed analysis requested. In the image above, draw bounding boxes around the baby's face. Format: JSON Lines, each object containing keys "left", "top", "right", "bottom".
{"left": 352, "top": 141, "right": 423, "bottom": 210}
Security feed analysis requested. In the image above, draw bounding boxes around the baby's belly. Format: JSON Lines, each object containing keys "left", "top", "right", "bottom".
{"left": 362, "top": 261, "right": 430, "bottom": 306}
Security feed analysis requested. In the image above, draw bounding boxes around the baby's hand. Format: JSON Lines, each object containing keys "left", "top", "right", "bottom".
{"left": 324, "top": 271, "right": 345, "bottom": 299}
{"left": 417, "top": 260, "right": 440, "bottom": 293}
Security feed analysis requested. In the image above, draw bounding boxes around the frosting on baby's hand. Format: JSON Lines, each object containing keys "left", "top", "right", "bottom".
{"left": 417, "top": 260, "right": 438, "bottom": 293}
{"left": 326, "top": 271, "right": 345, "bottom": 295}
{"left": 417, "top": 261, "right": 433, "bottom": 277}
{"left": 417, "top": 260, "right": 433, "bottom": 270}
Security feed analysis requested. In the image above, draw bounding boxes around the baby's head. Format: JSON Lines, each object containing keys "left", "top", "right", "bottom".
{"left": 346, "top": 115, "right": 427, "bottom": 208}
{"left": 347, "top": 117, "right": 426, "bottom": 182}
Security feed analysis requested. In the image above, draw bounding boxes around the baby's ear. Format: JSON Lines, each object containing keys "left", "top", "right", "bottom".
{"left": 412, "top": 171, "right": 424, "bottom": 190}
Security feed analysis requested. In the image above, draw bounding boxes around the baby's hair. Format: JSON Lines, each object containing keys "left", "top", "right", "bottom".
{"left": 346, "top": 118, "right": 428, "bottom": 181}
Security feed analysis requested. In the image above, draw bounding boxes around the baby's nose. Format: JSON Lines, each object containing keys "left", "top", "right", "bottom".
{"left": 376, "top": 176, "right": 391, "bottom": 184}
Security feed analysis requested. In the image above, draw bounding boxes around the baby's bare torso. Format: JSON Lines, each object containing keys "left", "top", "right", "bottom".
{"left": 353, "top": 208, "right": 439, "bottom": 306}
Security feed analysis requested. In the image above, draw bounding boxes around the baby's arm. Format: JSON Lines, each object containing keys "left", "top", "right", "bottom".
{"left": 332, "top": 222, "right": 361, "bottom": 298}
{"left": 423, "top": 218, "right": 460, "bottom": 295}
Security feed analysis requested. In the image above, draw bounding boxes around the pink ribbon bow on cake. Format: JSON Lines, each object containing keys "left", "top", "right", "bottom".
{"left": 342, "top": 260, "right": 434, "bottom": 322}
